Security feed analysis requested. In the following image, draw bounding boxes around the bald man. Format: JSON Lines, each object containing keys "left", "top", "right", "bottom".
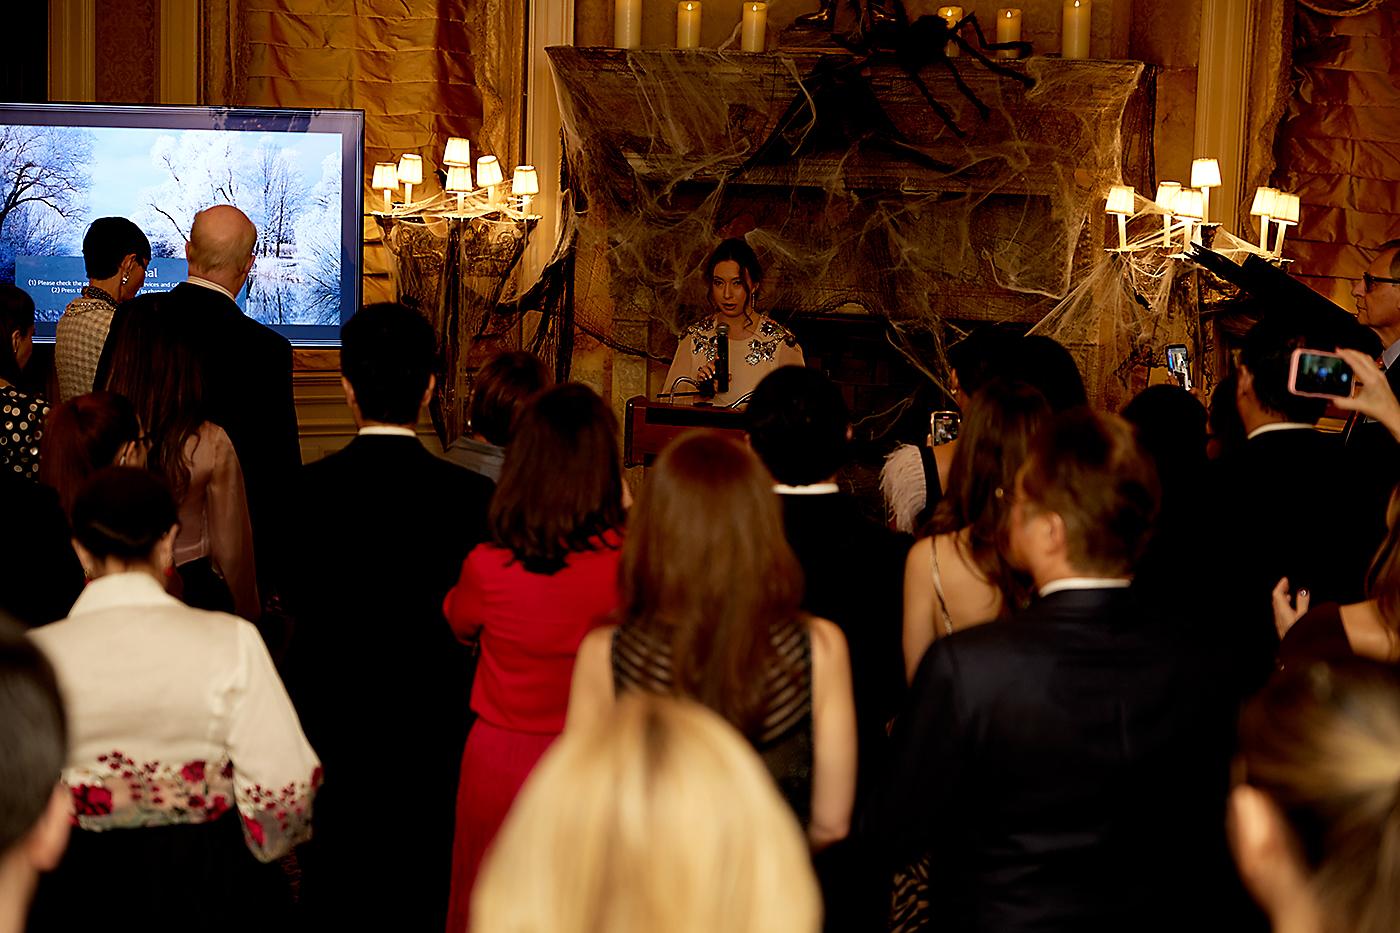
{"left": 97, "top": 205, "right": 300, "bottom": 595}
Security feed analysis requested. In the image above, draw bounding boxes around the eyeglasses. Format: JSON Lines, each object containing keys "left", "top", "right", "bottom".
{"left": 1363, "top": 272, "right": 1400, "bottom": 292}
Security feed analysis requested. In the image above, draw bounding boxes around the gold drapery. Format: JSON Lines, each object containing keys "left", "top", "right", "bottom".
{"left": 1272, "top": 2, "right": 1400, "bottom": 304}
{"left": 198, "top": 0, "right": 527, "bottom": 304}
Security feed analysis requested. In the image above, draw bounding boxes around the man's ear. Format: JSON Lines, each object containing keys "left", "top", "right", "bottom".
{"left": 1043, "top": 510, "right": 1068, "bottom": 559}
{"left": 419, "top": 374, "right": 436, "bottom": 412}
{"left": 23, "top": 785, "right": 72, "bottom": 872}
{"left": 340, "top": 376, "right": 357, "bottom": 410}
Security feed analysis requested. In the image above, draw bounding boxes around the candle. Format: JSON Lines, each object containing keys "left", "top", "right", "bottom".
{"left": 938, "top": 6, "right": 963, "bottom": 57}
{"left": 677, "top": 2, "right": 702, "bottom": 49}
{"left": 397, "top": 154, "right": 423, "bottom": 205}
{"left": 996, "top": 9, "right": 1022, "bottom": 59}
{"left": 1155, "top": 181, "right": 1181, "bottom": 248}
{"left": 1190, "top": 158, "right": 1221, "bottom": 225}
{"left": 615, "top": 0, "right": 641, "bottom": 49}
{"left": 1062, "top": 0, "right": 1091, "bottom": 59}
{"left": 741, "top": 2, "right": 767, "bottom": 52}
{"left": 1250, "top": 187, "right": 1279, "bottom": 250}
{"left": 1105, "top": 184, "right": 1135, "bottom": 251}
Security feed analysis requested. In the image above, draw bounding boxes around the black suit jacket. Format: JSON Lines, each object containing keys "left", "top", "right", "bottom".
{"left": 778, "top": 492, "right": 911, "bottom": 800}
{"left": 779, "top": 491, "right": 911, "bottom": 932}
{"left": 1206, "top": 426, "right": 1381, "bottom": 691}
{"left": 280, "top": 435, "right": 492, "bottom": 929}
{"left": 98, "top": 281, "right": 300, "bottom": 585}
{"left": 878, "top": 588, "right": 1243, "bottom": 933}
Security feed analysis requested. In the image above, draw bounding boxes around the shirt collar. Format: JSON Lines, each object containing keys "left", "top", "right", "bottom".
{"left": 358, "top": 425, "right": 417, "bottom": 438}
{"left": 1246, "top": 422, "right": 1316, "bottom": 440}
{"left": 68, "top": 572, "right": 182, "bottom": 617}
{"left": 1380, "top": 339, "right": 1400, "bottom": 371}
{"left": 773, "top": 482, "right": 840, "bottom": 495}
{"left": 1038, "top": 577, "right": 1132, "bottom": 598}
{"left": 186, "top": 276, "right": 237, "bottom": 303}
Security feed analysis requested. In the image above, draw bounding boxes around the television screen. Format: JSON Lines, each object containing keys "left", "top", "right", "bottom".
{"left": 0, "top": 102, "right": 364, "bottom": 345}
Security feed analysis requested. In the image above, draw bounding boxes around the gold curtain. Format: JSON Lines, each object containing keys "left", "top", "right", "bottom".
{"left": 198, "top": 0, "right": 527, "bottom": 303}
{"left": 1272, "top": 1, "right": 1400, "bottom": 304}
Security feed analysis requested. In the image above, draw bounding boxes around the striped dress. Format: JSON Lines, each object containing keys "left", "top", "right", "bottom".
{"left": 611, "top": 616, "right": 814, "bottom": 825}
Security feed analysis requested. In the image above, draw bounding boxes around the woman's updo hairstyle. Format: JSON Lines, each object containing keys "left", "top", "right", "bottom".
{"left": 70, "top": 466, "right": 178, "bottom": 561}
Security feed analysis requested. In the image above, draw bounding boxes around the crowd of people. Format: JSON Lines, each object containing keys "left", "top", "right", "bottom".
{"left": 3, "top": 218, "right": 1400, "bottom": 933}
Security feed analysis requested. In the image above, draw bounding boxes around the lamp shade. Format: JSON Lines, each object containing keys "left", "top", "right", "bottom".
{"left": 476, "top": 155, "right": 503, "bottom": 187}
{"left": 1273, "top": 192, "right": 1300, "bottom": 224}
{"left": 511, "top": 165, "right": 540, "bottom": 196}
{"left": 371, "top": 162, "right": 399, "bottom": 190}
{"left": 1175, "top": 188, "right": 1205, "bottom": 220}
{"left": 1190, "top": 158, "right": 1221, "bottom": 189}
{"left": 1250, "top": 187, "right": 1279, "bottom": 217}
{"left": 397, "top": 154, "right": 423, "bottom": 186}
{"left": 1154, "top": 181, "right": 1181, "bottom": 212}
{"left": 445, "top": 165, "right": 473, "bottom": 193}
{"left": 1105, "top": 185, "right": 1135, "bottom": 215}
{"left": 443, "top": 137, "right": 471, "bottom": 167}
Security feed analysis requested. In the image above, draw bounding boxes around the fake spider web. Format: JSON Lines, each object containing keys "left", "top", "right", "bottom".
{"left": 547, "top": 42, "right": 1155, "bottom": 415}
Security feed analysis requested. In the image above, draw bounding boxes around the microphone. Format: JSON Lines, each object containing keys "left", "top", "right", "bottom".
{"left": 715, "top": 323, "right": 730, "bottom": 394}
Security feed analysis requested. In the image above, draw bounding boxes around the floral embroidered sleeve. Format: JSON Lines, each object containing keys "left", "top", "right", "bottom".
{"left": 226, "top": 621, "right": 321, "bottom": 861}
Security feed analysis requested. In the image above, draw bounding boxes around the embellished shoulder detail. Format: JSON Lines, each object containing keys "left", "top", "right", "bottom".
{"left": 684, "top": 318, "right": 720, "bottom": 362}
{"left": 746, "top": 315, "right": 799, "bottom": 367}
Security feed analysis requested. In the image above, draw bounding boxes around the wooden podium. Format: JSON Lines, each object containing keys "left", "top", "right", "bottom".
{"left": 623, "top": 396, "right": 749, "bottom": 467}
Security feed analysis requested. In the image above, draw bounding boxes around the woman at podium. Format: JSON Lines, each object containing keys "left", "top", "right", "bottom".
{"left": 663, "top": 238, "right": 803, "bottom": 408}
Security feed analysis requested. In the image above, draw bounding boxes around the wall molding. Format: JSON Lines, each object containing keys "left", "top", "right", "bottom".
{"left": 1194, "top": 0, "right": 1257, "bottom": 235}
{"left": 522, "top": 0, "right": 575, "bottom": 281}
{"left": 159, "top": 0, "right": 200, "bottom": 104}
{"left": 48, "top": 0, "right": 95, "bottom": 102}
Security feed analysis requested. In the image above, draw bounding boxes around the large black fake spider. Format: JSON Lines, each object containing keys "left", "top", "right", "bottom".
{"left": 804, "top": 0, "right": 1035, "bottom": 138}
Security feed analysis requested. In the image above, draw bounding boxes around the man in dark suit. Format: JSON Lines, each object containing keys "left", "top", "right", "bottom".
{"left": 747, "top": 365, "right": 912, "bottom": 932}
{"left": 282, "top": 303, "right": 493, "bottom": 930}
{"left": 97, "top": 204, "right": 300, "bottom": 588}
{"left": 879, "top": 411, "right": 1244, "bottom": 933}
{"left": 1346, "top": 239, "right": 1400, "bottom": 515}
{"left": 1210, "top": 311, "right": 1380, "bottom": 691}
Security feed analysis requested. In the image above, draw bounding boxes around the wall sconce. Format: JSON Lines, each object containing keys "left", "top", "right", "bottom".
{"left": 371, "top": 162, "right": 399, "bottom": 211}
{"left": 1272, "top": 192, "right": 1300, "bottom": 257}
{"left": 397, "top": 154, "right": 424, "bottom": 204}
{"left": 512, "top": 165, "right": 540, "bottom": 216}
{"left": 1190, "top": 158, "right": 1220, "bottom": 225}
{"left": 1105, "top": 184, "right": 1135, "bottom": 250}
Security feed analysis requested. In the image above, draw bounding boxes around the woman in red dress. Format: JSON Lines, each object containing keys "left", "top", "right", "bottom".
{"left": 443, "top": 382, "right": 627, "bottom": 932}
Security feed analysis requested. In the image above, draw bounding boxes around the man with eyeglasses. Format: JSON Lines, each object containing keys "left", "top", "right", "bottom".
{"left": 1351, "top": 240, "right": 1400, "bottom": 377}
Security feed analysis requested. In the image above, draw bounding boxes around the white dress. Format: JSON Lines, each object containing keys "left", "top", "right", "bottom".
{"left": 30, "top": 572, "right": 320, "bottom": 862}
{"left": 663, "top": 313, "right": 805, "bottom": 408}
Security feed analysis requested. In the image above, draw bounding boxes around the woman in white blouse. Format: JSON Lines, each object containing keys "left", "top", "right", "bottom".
{"left": 27, "top": 467, "right": 319, "bottom": 929}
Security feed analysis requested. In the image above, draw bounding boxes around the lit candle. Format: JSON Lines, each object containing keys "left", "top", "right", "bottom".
{"left": 512, "top": 165, "right": 540, "bottom": 216}
{"left": 996, "top": 9, "right": 1022, "bottom": 59}
{"left": 677, "top": 2, "right": 702, "bottom": 49}
{"left": 476, "top": 155, "right": 504, "bottom": 207}
{"left": 1272, "top": 193, "right": 1300, "bottom": 257}
{"left": 615, "top": 0, "right": 642, "bottom": 49}
{"left": 1062, "top": 0, "right": 1091, "bottom": 59}
{"left": 445, "top": 165, "right": 473, "bottom": 215}
{"left": 741, "top": 2, "right": 767, "bottom": 52}
{"left": 937, "top": 6, "right": 963, "bottom": 57}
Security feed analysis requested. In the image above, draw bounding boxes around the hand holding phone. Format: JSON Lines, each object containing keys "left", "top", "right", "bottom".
{"left": 1330, "top": 347, "right": 1400, "bottom": 441}
{"left": 1287, "top": 348, "right": 1355, "bottom": 399}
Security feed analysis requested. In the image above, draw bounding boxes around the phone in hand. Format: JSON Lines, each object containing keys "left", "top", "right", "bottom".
{"left": 930, "top": 410, "right": 960, "bottom": 446}
{"left": 1165, "top": 343, "right": 1192, "bottom": 390}
{"left": 1288, "top": 347, "right": 1354, "bottom": 399}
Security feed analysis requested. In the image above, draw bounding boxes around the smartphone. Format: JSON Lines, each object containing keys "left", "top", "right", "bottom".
{"left": 1288, "top": 348, "right": 1354, "bottom": 399}
{"left": 931, "top": 410, "right": 960, "bottom": 446}
{"left": 1165, "top": 343, "right": 1192, "bottom": 390}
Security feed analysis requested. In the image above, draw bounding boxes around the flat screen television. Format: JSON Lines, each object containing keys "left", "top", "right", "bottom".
{"left": 0, "top": 102, "right": 364, "bottom": 345}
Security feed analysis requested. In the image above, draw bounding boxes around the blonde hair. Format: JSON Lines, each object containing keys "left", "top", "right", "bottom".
{"left": 472, "top": 695, "right": 821, "bottom": 933}
{"left": 1239, "top": 661, "right": 1400, "bottom": 933}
